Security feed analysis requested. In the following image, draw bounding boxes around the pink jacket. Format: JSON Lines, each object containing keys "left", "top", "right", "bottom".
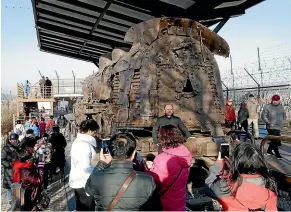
{"left": 147, "top": 144, "right": 192, "bottom": 211}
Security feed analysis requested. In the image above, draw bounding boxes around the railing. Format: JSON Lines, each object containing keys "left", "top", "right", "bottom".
{"left": 17, "top": 84, "right": 54, "bottom": 99}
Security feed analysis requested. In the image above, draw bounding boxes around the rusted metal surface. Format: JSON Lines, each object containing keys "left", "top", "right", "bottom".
{"left": 74, "top": 18, "right": 228, "bottom": 140}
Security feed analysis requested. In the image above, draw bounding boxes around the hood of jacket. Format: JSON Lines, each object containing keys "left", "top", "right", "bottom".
{"left": 248, "top": 97, "right": 257, "bottom": 104}
{"left": 76, "top": 133, "right": 96, "bottom": 147}
{"left": 162, "top": 144, "right": 192, "bottom": 168}
{"left": 232, "top": 174, "right": 275, "bottom": 210}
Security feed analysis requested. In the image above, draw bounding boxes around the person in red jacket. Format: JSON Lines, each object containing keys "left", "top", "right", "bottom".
{"left": 204, "top": 142, "right": 277, "bottom": 211}
{"left": 46, "top": 115, "right": 55, "bottom": 134}
{"left": 225, "top": 98, "right": 236, "bottom": 129}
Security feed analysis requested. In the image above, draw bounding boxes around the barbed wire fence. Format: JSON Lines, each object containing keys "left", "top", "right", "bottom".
{"left": 220, "top": 42, "right": 291, "bottom": 120}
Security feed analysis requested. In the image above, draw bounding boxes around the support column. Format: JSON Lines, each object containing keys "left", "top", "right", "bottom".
{"left": 50, "top": 101, "right": 54, "bottom": 116}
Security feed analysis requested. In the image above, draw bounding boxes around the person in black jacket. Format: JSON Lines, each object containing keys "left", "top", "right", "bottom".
{"left": 20, "top": 129, "right": 37, "bottom": 149}
{"left": 1, "top": 133, "right": 21, "bottom": 207}
{"left": 49, "top": 126, "right": 67, "bottom": 178}
{"left": 237, "top": 102, "right": 249, "bottom": 131}
{"left": 45, "top": 77, "right": 52, "bottom": 98}
{"left": 152, "top": 104, "right": 191, "bottom": 152}
{"left": 85, "top": 132, "right": 156, "bottom": 211}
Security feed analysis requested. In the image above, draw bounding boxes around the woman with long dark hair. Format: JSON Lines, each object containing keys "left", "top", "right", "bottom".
{"left": 204, "top": 142, "right": 277, "bottom": 211}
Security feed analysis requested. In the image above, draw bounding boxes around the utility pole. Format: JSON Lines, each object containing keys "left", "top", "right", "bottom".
{"left": 230, "top": 55, "right": 235, "bottom": 104}
{"left": 257, "top": 47, "right": 263, "bottom": 86}
{"left": 221, "top": 81, "right": 229, "bottom": 101}
{"left": 72, "top": 70, "right": 76, "bottom": 94}
{"left": 55, "top": 70, "right": 59, "bottom": 94}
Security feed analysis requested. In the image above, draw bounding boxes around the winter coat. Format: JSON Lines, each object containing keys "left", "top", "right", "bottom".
{"left": 69, "top": 133, "right": 97, "bottom": 189}
{"left": 85, "top": 160, "right": 156, "bottom": 211}
{"left": 20, "top": 136, "right": 37, "bottom": 149}
{"left": 30, "top": 124, "right": 40, "bottom": 137}
{"left": 204, "top": 161, "right": 277, "bottom": 211}
{"left": 45, "top": 79, "right": 52, "bottom": 87}
{"left": 39, "top": 121, "right": 46, "bottom": 136}
{"left": 237, "top": 108, "right": 249, "bottom": 124}
{"left": 225, "top": 105, "right": 236, "bottom": 122}
{"left": 247, "top": 97, "right": 259, "bottom": 119}
{"left": 262, "top": 103, "right": 286, "bottom": 130}
{"left": 14, "top": 124, "right": 25, "bottom": 136}
{"left": 49, "top": 132, "right": 67, "bottom": 168}
{"left": 147, "top": 144, "right": 192, "bottom": 211}
{"left": 57, "top": 117, "right": 68, "bottom": 128}
{"left": 15, "top": 162, "right": 46, "bottom": 211}
{"left": 46, "top": 119, "right": 55, "bottom": 130}
{"left": 152, "top": 115, "right": 191, "bottom": 144}
{"left": 1, "top": 143, "right": 20, "bottom": 189}
{"left": 25, "top": 122, "right": 31, "bottom": 130}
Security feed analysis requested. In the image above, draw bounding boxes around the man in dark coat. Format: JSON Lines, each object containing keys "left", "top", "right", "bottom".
{"left": 152, "top": 104, "right": 191, "bottom": 152}
{"left": 45, "top": 77, "right": 52, "bottom": 98}
{"left": 85, "top": 132, "right": 156, "bottom": 211}
{"left": 1, "top": 133, "right": 21, "bottom": 206}
{"left": 262, "top": 94, "right": 286, "bottom": 160}
{"left": 49, "top": 126, "right": 67, "bottom": 178}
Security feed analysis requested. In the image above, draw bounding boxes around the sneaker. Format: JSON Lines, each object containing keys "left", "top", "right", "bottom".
{"left": 276, "top": 154, "right": 283, "bottom": 160}
{"left": 267, "top": 150, "right": 275, "bottom": 156}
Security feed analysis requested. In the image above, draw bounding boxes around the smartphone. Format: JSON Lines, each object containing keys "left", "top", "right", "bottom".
{"left": 220, "top": 143, "right": 229, "bottom": 159}
{"left": 102, "top": 138, "right": 110, "bottom": 155}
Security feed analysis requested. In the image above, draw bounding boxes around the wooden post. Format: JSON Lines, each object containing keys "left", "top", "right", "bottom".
{"left": 11, "top": 183, "right": 22, "bottom": 211}
{"left": 13, "top": 114, "right": 16, "bottom": 130}
{"left": 50, "top": 101, "right": 54, "bottom": 116}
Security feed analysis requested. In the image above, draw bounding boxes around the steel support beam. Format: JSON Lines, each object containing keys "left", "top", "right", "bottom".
{"left": 93, "top": 61, "right": 99, "bottom": 68}
{"left": 213, "top": 17, "right": 229, "bottom": 33}
{"left": 79, "top": 0, "right": 115, "bottom": 54}
{"left": 55, "top": 70, "right": 60, "bottom": 94}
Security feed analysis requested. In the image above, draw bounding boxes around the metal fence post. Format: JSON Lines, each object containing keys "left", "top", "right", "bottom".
{"left": 244, "top": 68, "right": 260, "bottom": 98}
{"left": 221, "top": 81, "right": 229, "bottom": 101}
{"left": 72, "top": 70, "right": 76, "bottom": 94}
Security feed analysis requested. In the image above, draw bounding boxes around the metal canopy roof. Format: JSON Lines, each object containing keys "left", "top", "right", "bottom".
{"left": 32, "top": 0, "right": 264, "bottom": 66}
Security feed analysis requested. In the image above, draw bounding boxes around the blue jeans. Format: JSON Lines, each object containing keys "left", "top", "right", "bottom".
{"left": 7, "top": 189, "right": 12, "bottom": 202}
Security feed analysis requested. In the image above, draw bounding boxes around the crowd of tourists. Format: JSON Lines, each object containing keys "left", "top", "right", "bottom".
{"left": 225, "top": 94, "right": 286, "bottom": 159}
{"left": 2, "top": 115, "right": 68, "bottom": 211}
{"left": 2, "top": 98, "right": 285, "bottom": 211}
{"left": 68, "top": 103, "right": 282, "bottom": 211}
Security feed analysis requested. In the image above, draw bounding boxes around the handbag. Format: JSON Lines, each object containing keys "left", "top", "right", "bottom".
{"left": 145, "top": 167, "right": 183, "bottom": 211}
{"left": 107, "top": 171, "right": 136, "bottom": 211}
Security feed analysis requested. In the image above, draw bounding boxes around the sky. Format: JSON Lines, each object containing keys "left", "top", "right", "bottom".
{"left": 1, "top": 0, "right": 291, "bottom": 94}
